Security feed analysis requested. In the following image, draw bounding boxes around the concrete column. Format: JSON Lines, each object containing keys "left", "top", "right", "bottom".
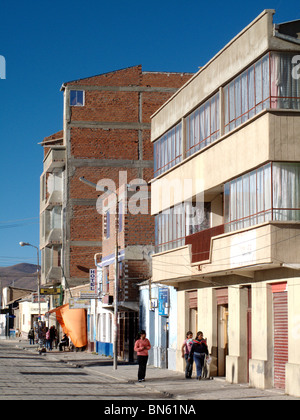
{"left": 249, "top": 282, "right": 273, "bottom": 389}
{"left": 226, "top": 286, "right": 248, "bottom": 383}
{"left": 176, "top": 290, "right": 189, "bottom": 372}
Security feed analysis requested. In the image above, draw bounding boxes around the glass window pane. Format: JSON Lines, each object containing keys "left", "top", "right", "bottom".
{"left": 241, "top": 70, "right": 248, "bottom": 123}
{"left": 256, "top": 167, "right": 264, "bottom": 224}
{"left": 235, "top": 76, "right": 242, "bottom": 127}
{"left": 229, "top": 81, "right": 235, "bottom": 131}
{"left": 262, "top": 54, "right": 270, "bottom": 108}
{"left": 248, "top": 66, "right": 255, "bottom": 119}
{"left": 199, "top": 104, "right": 205, "bottom": 147}
{"left": 255, "top": 60, "right": 262, "bottom": 113}
{"left": 224, "top": 86, "right": 229, "bottom": 132}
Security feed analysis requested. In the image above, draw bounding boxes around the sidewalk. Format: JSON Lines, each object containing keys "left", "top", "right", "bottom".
{"left": 6, "top": 338, "right": 299, "bottom": 400}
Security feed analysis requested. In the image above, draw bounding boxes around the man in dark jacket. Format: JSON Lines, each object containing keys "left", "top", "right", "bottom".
{"left": 188, "top": 331, "right": 208, "bottom": 380}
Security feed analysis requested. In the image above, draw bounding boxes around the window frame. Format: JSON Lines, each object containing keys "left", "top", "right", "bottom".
{"left": 70, "top": 90, "right": 85, "bottom": 107}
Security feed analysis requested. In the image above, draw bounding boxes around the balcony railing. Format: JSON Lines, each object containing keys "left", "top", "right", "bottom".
{"left": 185, "top": 224, "right": 225, "bottom": 263}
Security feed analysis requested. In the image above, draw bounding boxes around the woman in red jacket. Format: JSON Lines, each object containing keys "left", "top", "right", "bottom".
{"left": 134, "top": 330, "right": 151, "bottom": 382}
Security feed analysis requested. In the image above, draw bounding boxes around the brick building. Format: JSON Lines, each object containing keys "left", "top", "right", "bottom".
{"left": 39, "top": 65, "right": 192, "bottom": 355}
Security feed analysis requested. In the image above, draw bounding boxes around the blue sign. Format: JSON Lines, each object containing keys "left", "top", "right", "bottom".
{"left": 158, "top": 288, "right": 169, "bottom": 316}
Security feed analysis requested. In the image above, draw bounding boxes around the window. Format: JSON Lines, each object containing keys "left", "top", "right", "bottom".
{"left": 224, "top": 54, "right": 270, "bottom": 133}
{"left": 50, "top": 206, "right": 62, "bottom": 230}
{"left": 273, "top": 163, "right": 300, "bottom": 221}
{"left": 119, "top": 201, "right": 123, "bottom": 232}
{"left": 224, "top": 162, "right": 300, "bottom": 232}
{"left": 224, "top": 52, "right": 300, "bottom": 134}
{"left": 155, "top": 201, "right": 211, "bottom": 253}
{"left": 70, "top": 90, "right": 85, "bottom": 106}
{"left": 225, "top": 164, "right": 272, "bottom": 232}
{"left": 105, "top": 210, "right": 110, "bottom": 239}
{"left": 185, "top": 92, "right": 220, "bottom": 157}
{"left": 270, "top": 52, "right": 300, "bottom": 110}
{"left": 154, "top": 122, "right": 182, "bottom": 177}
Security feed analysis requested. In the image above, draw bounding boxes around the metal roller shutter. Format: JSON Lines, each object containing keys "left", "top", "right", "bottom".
{"left": 188, "top": 290, "right": 198, "bottom": 309}
{"left": 272, "top": 283, "right": 288, "bottom": 390}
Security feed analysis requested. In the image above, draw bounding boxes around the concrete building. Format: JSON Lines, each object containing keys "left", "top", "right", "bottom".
{"left": 150, "top": 10, "right": 300, "bottom": 397}
{"left": 39, "top": 66, "right": 192, "bottom": 351}
{"left": 139, "top": 282, "right": 178, "bottom": 369}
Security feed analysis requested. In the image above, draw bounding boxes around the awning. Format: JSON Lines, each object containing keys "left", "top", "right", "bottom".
{"left": 48, "top": 304, "right": 87, "bottom": 348}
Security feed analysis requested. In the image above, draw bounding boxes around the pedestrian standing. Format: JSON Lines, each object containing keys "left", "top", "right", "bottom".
{"left": 181, "top": 331, "right": 193, "bottom": 378}
{"left": 49, "top": 326, "right": 55, "bottom": 351}
{"left": 188, "top": 331, "right": 209, "bottom": 380}
{"left": 54, "top": 327, "right": 59, "bottom": 349}
{"left": 134, "top": 330, "right": 151, "bottom": 382}
{"left": 28, "top": 328, "right": 35, "bottom": 345}
{"left": 45, "top": 327, "right": 51, "bottom": 350}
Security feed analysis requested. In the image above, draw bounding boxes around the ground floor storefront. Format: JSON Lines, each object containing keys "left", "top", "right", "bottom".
{"left": 174, "top": 269, "right": 300, "bottom": 397}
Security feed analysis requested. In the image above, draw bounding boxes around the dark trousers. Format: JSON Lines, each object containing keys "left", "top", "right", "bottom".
{"left": 184, "top": 354, "right": 193, "bottom": 378}
{"left": 137, "top": 355, "right": 148, "bottom": 380}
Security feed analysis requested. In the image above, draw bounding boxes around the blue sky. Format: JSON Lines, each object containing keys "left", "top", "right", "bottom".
{"left": 0, "top": 0, "right": 299, "bottom": 267}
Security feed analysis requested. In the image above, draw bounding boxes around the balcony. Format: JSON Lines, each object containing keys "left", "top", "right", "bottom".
{"left": 152, "top": 221, "right": 300, "bottom": 286}
{"left": 199, "top": 221, "right": 300, "bottom": 276}
{"left": 45, "top": 266, "right": 62, "bottom": 286}
{"left": 43, "top": 148, "right": 65, "bottom": 173}
{"left": 41, "top": 190, "right": 63, "bottom": 212}
{"left": 185, "top": 225, "right": 225, "bottom": 263}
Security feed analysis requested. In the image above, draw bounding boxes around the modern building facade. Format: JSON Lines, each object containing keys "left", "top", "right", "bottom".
{"left": 150, "top": 10, "right": 300, "bottom": 397}
{"left": 39, "top": 66, "right": 192, "bottom": 351}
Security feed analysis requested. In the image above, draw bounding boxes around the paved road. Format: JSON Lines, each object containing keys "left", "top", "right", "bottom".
{"left": 1, "top": 339, "right": 299, "bottom": 403}
{"left": 0, "top": 341, "right": 166, "bottom": 400}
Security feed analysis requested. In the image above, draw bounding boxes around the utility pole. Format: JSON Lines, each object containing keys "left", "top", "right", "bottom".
{"left": 79, "top": 176, "right": 120, "bottom": 370}
{"left": 113, "top": 199, "right": 119, "bottom": 370}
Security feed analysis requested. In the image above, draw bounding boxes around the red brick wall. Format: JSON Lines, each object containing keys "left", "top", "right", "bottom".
{"left": 64, "top": 66, "right": 193, "bottom": 286}
{"left": 71, "top": 91, "right": 139, "bottom": 123}
{"left": 67, "top": 65, "right": 143, "bottom": 87}
{"left": 70, "top": 127, "right": 139, "bottom": 160}
{"left": 69, "top": 246, "right": 100, "bottom": 278}
{"left": 70, "top": 205, "right": 101, "bottom": 241}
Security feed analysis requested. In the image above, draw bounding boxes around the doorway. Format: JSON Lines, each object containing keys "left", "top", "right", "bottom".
{"left": 217, "top": 304, "right": 228, "bottom": 376}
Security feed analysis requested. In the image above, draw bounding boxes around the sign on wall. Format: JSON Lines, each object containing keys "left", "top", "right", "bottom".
{"left": 158, "top": 288, "right": 169, "bottom": 317}
{"left": 69, "top": 298, "right": 90, "bottom": 309}
{"left": 90, "top": 269, "right": 96, "bottom": 292}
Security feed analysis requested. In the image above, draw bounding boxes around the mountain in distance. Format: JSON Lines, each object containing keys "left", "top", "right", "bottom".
{"left": 0, "top": 263, "right": 39, "bottom": 291}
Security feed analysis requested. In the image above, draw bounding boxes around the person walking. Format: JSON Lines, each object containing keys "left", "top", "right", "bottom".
{"left": 134, "top": 330, "right": 151, "bottom": 382}
{"left": 181, "top": 331, "right": 194, "bottom": 378}
{"left": 188, "top": 331, "right": 209, "bottom": 380}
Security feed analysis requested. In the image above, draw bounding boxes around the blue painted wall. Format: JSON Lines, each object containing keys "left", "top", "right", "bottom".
{"left": 96, "top": 341, "right": 113, "bottom": 357}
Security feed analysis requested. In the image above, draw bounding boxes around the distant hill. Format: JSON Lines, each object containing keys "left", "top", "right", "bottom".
{"left": 0, "top": 263, "right": 39, "bottom": 291}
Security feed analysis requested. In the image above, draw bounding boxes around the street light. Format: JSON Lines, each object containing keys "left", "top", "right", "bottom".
{"left": 79, "top": 176, "right": 119, "bottom": 370}
{"left": 19, "top": 242, "right": 41, "bottom": 336}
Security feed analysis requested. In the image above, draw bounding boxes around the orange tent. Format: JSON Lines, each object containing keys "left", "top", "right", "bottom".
{"left": 48, "top": 304, "right": 87, "bottom": 348}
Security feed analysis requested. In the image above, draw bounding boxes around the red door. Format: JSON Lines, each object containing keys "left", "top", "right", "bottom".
{"left": 272, "top": 283, "right": 288, "bottom": 389}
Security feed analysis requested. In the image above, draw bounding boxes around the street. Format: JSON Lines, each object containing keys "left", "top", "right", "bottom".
{"left": 0, "top": 340, "right": 166, "bottom": 401}
{"left": 0, "top": 339, "right": 299, "bottom": 402}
